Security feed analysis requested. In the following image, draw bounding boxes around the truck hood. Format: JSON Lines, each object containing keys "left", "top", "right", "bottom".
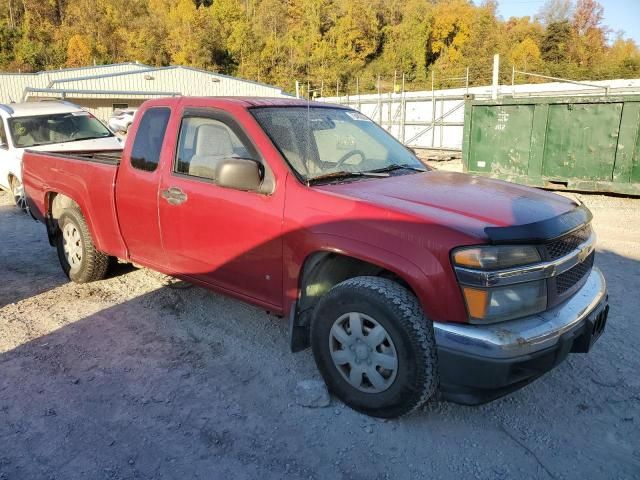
{"left": 317, "top": 171, "right": 579, "bottom": 240}
{"left": 21, "top": 136, "right": 123, "bottom": 153}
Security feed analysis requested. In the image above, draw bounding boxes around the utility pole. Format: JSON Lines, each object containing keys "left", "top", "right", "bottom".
{"left": 400, "top": 72, "right": 406, "bottom": 143}
{"left": 431, "top": 70, "right": 436, "bottom": 148}
{"left": 465, "top": 66, "right": 469, "bottom": 95}
{"left": 377, "top": 74, "right": 382, "bottom": 125}
{"left": 492, "top": 54, "right": 500, "bottom": 100}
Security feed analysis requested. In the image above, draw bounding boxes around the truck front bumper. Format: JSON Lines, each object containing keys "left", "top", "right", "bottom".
{"left": 434, "top": 267, "right": 608, "bottom": 405}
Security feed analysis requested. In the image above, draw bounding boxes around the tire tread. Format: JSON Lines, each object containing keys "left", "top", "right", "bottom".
{"left": 57, "top": 207, "right": 109, "bottom": 283}
{"left": 314, "top": 276, "right": 438, "bottom": 417}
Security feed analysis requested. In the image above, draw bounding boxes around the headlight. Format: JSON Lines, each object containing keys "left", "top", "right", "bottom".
{"left": 453, "top": 245, "right": 546, "bottom": 323}
{"left": 453, "top": 245, "right": 541, "bottom": 270}
{"left": 461, "top": 280, "right": 547, "bottom": 323}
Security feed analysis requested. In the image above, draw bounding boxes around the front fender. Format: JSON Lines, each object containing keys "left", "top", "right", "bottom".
{"left": 284, "top": 231, "right": 468, "bottom": 323}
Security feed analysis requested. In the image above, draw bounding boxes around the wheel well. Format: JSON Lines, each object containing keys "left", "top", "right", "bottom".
{"left": 289, "top": 252, "right": 416, "bottom": 353}
{"left": 45, "top": 192, "right": 80, "bottom": 243}
{"left": 297, "top": 252, "right": 415, "bottom": 316}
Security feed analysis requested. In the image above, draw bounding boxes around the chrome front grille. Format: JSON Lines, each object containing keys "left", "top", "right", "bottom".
{"left": 556, "top": 251, "right": 595, "bottom": 294}
{"left": 542, "top": 224, "right": 595, "bottom": 302}
{"left": 545, "top": 225, "right": 592, "bottom": 260}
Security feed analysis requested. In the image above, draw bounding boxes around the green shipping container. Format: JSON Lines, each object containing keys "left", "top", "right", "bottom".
{"left": 462, "top": 95, "right": 640, "bottom": 195}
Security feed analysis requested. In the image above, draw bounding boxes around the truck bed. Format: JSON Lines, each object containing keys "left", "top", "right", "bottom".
{"left": 22, "top": 149, "right": 128, "bottom": 258}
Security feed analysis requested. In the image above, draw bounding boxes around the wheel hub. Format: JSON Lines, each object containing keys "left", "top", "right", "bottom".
{"left": 354, "top": 342, "right": 369, "bottom": 361}
{"left": 329, "top": 312, "right": 398, "bottom": 393}
{"left": 62, "top": 223, "right": 83, "bottom": 268}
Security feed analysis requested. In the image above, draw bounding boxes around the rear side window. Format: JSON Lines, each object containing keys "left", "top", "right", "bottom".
{"left": 0, "top": 121, "right": 7, "bottom": 149}
{"left": 130, "top": 107, "right": 171, "bottom": 172}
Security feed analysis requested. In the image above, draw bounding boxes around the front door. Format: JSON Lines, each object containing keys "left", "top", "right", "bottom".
{"left": 158, "top": 109, "right": 285, "bottom": 309}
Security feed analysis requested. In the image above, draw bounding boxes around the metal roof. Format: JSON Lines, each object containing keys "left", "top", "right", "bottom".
{"left": 47, "top": 65, "right": 282, "bottom": 92}
{"left": 2, "top": 63, "right": 288, "bottom": 104}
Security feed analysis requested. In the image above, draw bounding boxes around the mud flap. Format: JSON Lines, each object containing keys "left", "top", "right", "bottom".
{"left": 289, "top": 302, "right": 310, "bottom": 353}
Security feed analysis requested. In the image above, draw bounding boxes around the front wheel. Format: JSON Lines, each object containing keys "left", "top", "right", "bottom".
{"left": 311, "top": 276, "right": 438, "bottom": 418}
{"left": 55, "top": 207, "right": 109, "bottom": 283}
{"left": 10, "top": 176, "right": 27, "bottom": 212}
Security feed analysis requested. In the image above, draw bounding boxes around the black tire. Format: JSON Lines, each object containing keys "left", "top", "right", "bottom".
{"left": 311, "top": 276, "right": 438, "bottom": 418}
{"left": 55, "top": 206, "right": 109, "bottom": 283}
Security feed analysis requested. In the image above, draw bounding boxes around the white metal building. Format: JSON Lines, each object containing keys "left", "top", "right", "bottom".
{"left": 321, "top": 78, "right": 640, "bottom": 150}
{"left": 0, "top": 63, "right": 288, "bottom": 121}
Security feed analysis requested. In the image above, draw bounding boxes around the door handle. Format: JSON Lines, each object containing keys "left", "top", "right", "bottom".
{"left": 161, "top": 187, "right": 188, "bottom": 206}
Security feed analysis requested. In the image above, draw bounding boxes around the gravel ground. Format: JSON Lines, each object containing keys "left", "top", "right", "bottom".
{"left": 0, "top": 189, "right": 639, "bottom": 480}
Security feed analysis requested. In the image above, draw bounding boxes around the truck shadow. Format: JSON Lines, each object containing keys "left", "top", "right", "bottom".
{"left": 0, "top": 201, "right": 135, "bottom": 307}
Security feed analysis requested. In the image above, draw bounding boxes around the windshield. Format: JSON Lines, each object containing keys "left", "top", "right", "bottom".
{"left": 251, "top": 106, "right": 425, "bottom": 182}
{"left": 8, "top": 111, "right": 114, "bottom": 148}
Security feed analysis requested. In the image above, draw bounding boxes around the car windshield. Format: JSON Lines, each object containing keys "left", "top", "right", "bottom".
{"left": 251, "top": 106, "right": 426, "bottom": 182}
{"left": 8, "top": 111, "right": 114, "bottom": 148}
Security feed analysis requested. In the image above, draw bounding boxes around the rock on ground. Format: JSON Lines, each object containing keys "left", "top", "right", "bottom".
{"left": 294, "top": 379, "right": 331, "bottom": 408}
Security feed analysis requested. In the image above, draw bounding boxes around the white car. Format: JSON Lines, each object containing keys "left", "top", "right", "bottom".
{"left": 0, "top": 101, "right": 123, "bottom": 210}
{"left": 108, "top": 108, "right": 137, "bottom": 133}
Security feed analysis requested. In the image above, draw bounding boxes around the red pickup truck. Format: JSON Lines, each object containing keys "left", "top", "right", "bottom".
{"left": 22, "top": 97, "right": 608, "bottom": 418}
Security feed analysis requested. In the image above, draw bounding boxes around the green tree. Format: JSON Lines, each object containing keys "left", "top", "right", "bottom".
{"left": 541, "top": 21, "right": 572, "bottom": 64}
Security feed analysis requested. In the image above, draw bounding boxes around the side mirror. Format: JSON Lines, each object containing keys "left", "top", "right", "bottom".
{"left": 215, "top": 158, "right": 263, "bottom": 192}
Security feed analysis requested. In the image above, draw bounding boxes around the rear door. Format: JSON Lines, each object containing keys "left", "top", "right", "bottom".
{"left": 115, "top": 106, "right": 172, "bottom": 266}
{"left": 157, "top": 107, "right": 285, "bottom": 309}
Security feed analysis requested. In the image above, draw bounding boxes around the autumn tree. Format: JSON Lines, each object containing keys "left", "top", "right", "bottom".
{"left": 66, "top": 34, "right": 92, "bottom": 67}
{"left": 0, "top": 0, "right": 638, "bottom": 93}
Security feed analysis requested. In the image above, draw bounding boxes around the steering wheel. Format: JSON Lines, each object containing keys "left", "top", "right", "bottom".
{"left": 335, "top": 149, "right": 366, "bottom": 169}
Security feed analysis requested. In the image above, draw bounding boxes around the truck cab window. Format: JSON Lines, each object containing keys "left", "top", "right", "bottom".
{"left": 175, "top": 117, "right": 253, "bottom": 180}
{"left": 130, "top": 107, "right": 170, "bottom": 172}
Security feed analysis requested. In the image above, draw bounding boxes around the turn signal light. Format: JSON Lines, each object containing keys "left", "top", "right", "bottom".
{"left": 461, "top": 287, "right": 489, "bottom": 319}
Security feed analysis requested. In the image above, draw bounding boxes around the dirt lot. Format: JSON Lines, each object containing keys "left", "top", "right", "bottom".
{"left": 0, "top": 188, "right": 639, "bottom": 480}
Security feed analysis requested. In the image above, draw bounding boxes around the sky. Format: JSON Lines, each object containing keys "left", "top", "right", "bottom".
{"left": 496, "top": 0, "right": 640, "bottom": 45}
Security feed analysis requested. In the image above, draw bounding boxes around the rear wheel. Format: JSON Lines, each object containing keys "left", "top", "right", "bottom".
{"left": 55, "top": 207, "right": 109, "bottom": 283}
{"left": 311, "top": 276, "right": 438, "bottom": 418}
{"left": 10, "top": 176, "right": 27, "bottom": 212}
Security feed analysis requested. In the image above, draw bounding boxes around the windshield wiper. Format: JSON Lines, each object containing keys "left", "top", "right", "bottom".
{"left": 307, "top": 170, "right": 389, "bottom": 185}
{"left": 367, "top": 163, "right": 428, "bottom": 174}
{"left": 62, "top": 135, "right": 112, "bottom": 143}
